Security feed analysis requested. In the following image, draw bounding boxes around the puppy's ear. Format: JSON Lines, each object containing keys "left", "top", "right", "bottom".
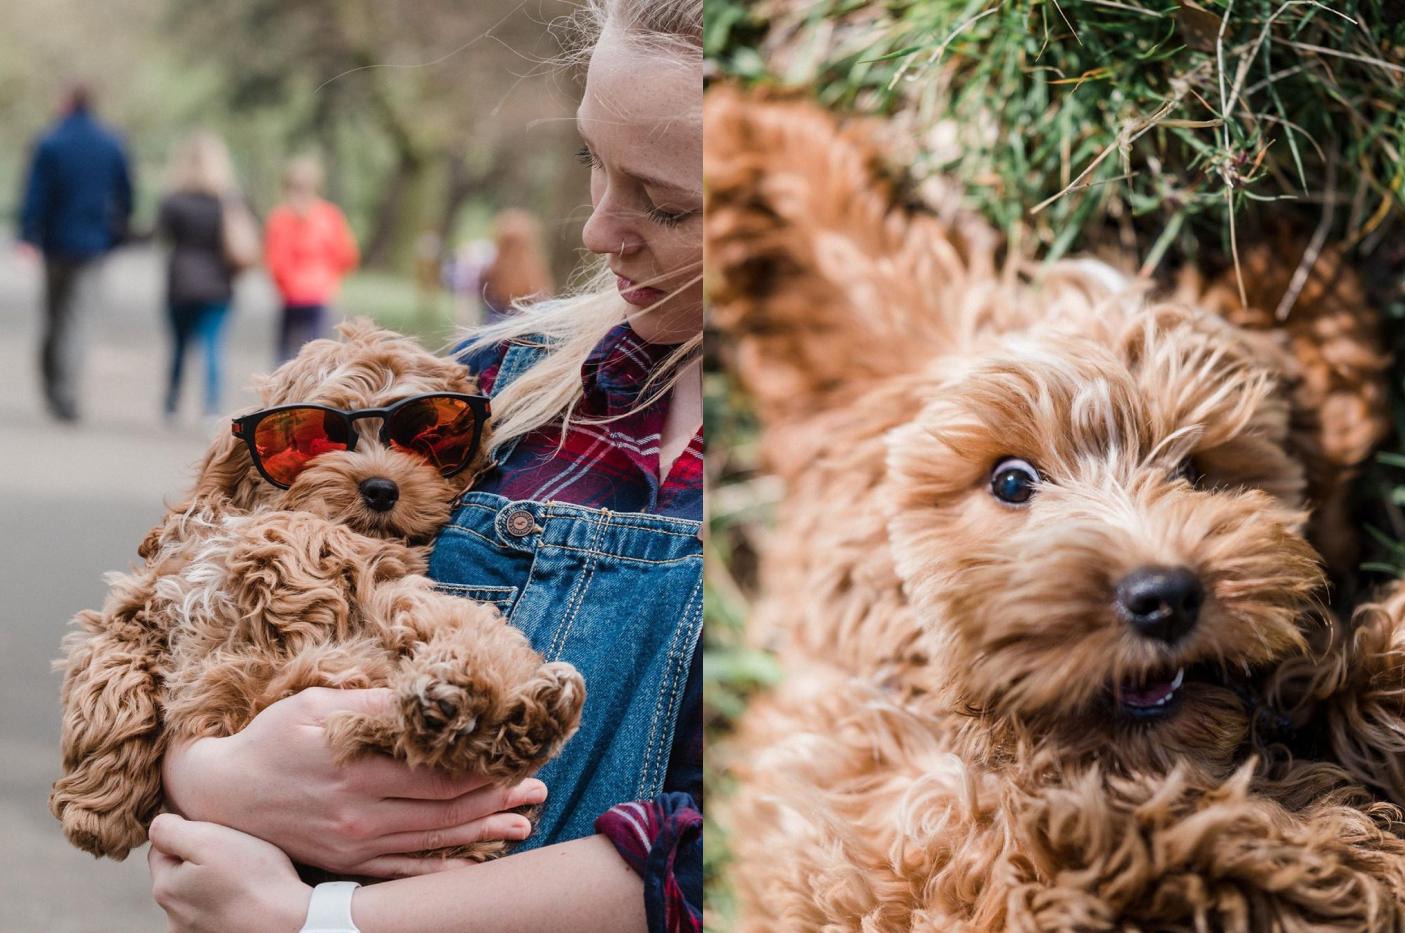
{"left": 170, "top": 429, "right": 261, "bottom": 516}
{"left": 1183, "top": 244, "right": 1390, "bottom": 580}
{"left": 705, "top": 86, "right": 996, "bottom": 426}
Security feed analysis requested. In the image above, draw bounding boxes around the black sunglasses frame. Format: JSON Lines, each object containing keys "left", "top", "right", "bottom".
{"left": 231, "top": 392, "right": 491, "bottom": 489}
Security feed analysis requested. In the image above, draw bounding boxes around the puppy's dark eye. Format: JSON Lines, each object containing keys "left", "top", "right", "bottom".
{"left": 991, "top": 457, "right": 1040, "bottom": 505}
{"left": 1176, "top": 458, "right": 1203, "bottom": 488}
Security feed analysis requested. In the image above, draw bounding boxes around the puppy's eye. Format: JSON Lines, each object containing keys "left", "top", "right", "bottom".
{"left": 991, "top": 457, "right": 1040, "bottom": 505}
{"left": 1175, "top": 458, "right": 1203, "bottom": 488}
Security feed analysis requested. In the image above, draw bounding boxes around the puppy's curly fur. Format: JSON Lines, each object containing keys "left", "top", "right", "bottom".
{"left": 706, "top": 87, "right": 1405, "bottom": 931}
{"left": 51, "top": 322, "right": 584, "bottom": 862}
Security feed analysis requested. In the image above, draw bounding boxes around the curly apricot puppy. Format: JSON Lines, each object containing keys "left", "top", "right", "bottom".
{"left": 706, "top": 88, "right": 1402, "bottom": 931}
{"left": 51, "top": 321, "right": 584, "bottom": 862}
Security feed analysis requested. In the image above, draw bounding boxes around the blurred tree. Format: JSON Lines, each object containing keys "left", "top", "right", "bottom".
{"left": 1, "top": 0, "right": 590, "bottom": 282}
{"left": 163, "top": 0, "right": 586, "bottom": 276}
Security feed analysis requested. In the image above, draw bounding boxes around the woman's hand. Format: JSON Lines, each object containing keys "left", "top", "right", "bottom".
{"left": 162, "top": 687, "right": 547, "bottom": 877}
{"left": 148, "top": 813, "right": 311, "bottom": 933}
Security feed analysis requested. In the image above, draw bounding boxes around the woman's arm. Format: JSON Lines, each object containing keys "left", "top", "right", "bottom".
{"left": 148, "top": 815, "right": 645, "bottom": 933}
{"left": 352, "top": 835, "right": 645, "bottom": 933}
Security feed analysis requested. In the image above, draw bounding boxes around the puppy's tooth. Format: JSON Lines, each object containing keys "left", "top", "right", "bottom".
{"left": 1171, "top": 667, "right": 1185, "bottom": 689}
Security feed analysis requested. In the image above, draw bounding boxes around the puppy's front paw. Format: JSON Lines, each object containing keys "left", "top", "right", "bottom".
{"left": 489, "top": 662, "right": 586, "bottom": 778}
{"left": 408, "top": 660, "right": 584, "bottom": 781}
{"left": 413, "top": 674, "right": 494, "bottom": 736}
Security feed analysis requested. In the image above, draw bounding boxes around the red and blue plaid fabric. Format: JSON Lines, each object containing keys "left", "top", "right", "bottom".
{"left": 462, "top": 324, "right": 703, "bottom": 520}
{"left": 458, "top": 324, "right": 702, "bottom": 933}
{"left": 595, "top": 793, "right": 702, "bottom": 933}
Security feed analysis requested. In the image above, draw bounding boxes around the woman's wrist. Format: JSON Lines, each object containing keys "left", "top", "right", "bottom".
{"left": 161, "top": 733, "right": 231, "bottom": 821}
{"left": 277, "top": 880, "right": 316, "bottom": 932}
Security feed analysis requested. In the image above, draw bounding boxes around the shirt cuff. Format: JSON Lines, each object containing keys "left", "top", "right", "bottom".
{"left": 595, "top": 792, "right": 702, "bottom": 933}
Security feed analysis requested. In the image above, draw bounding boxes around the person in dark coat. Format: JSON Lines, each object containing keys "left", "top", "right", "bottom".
{"left": 156, "top": 130, "right": 251, "bottom": 423}
{"left": 18, "top": 84, "right": 134, "bottom": 422}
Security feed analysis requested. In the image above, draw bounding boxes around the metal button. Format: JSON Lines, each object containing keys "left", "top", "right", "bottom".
{"left": 505, "top": 510, "right": 535, "bottom": 537}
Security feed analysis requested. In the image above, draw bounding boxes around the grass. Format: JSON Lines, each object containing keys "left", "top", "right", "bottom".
{"left": 339, "top": 270, "right": 460, "bottom": 347}
{"left": 703, "top": 2, "right": 1405, "bottom": 928}
{"left": 708, "top": 0, "right": 1405, "bottom": 274}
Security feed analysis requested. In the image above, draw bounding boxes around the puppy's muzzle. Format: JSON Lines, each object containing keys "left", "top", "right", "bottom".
{"left": 359, "top": 477, "right": 400, "bottom": 512}
{"left": 1115, "top": 566, "right": 1203, "bottom": 645}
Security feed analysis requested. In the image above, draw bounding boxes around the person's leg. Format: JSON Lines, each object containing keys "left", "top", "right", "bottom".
{"left": 50, "top": 258, "right": 104, "bottom": 420}
{"left": 166, "top": 302, "right": 199, "bottom": 417}
{"left": 278, "top": 304, "right": 325, "bottom": 363}
{"left": 276, "top": 304, "right": 297, "bottom": 364}
{"left": 41, "top": 258, "right": 80, "bottom": 418}
{"left": 196, "top": 302, "right": 231, "bottom": 416}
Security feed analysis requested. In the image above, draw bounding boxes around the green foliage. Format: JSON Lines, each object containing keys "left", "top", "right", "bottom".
{"left": 712, "top": 0, "right": 1405, "bottom": 271}
{"left": 0, "top": 0, "right": 589, "bottom": 281}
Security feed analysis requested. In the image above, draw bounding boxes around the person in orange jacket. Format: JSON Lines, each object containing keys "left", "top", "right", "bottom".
{"left": 264, "top": 155, "right": 359, "bottom": 362}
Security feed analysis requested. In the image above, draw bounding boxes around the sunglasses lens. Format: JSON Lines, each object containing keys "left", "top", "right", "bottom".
{"left": 252, "top": 408, "right": 351, "bottom": 486}
{"left": 387, "top": 396, "right": 480, "bottom": 475}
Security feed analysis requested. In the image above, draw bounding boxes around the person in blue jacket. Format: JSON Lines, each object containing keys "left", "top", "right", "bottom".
{"left": 18, "top": 84, "right": 134, "bottom": 422}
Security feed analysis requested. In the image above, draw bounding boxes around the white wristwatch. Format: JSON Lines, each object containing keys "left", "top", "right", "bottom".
{"left": 300, "top": 881, "right": 362, "bottom": 933}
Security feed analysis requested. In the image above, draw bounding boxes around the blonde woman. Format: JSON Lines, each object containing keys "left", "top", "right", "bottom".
{"left": 157, "top": 130, "right": 248, "bottom": 421}
{"left": 148, "top": 2, "right": 702, "bottom": 932}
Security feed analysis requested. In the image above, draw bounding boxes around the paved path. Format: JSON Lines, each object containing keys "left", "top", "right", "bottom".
{"left": 0, "top": 242, "right": 279, "bottom": 932}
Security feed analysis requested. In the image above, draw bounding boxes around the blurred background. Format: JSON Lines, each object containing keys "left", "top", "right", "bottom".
{"left": 0, "top": 1, "right": 591, "bottom": 929}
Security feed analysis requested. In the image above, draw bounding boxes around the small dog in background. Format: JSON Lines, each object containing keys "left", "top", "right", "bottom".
{"left": 706, "top": 87, "right": 1405, "bottom": 931}
{"left": 52, "top": 321, "right": 584, "bottom": 863}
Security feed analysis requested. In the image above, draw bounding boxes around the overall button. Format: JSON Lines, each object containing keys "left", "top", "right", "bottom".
{"left": 505, "top": 510, "right": 536, "bottom": 537}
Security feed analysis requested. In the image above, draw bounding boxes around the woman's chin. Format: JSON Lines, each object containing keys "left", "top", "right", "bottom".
{"left": 625, "top": 294, "right": 702, "bottom": 344}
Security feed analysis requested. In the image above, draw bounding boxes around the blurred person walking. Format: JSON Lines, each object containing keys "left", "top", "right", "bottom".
{"left": 264, "top": 156, "right": 359, "bottom": 363}
{"left": 156, "top": 130, "right": 257, "bottom": 424}
{"left": 17, "top": 83, "right": 134, "bottom": 422}
{"left": 481, "top": 208, "right": 554, "bottom": 322}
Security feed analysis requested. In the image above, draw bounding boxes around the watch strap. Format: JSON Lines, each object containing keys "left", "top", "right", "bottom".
{"left": 300, "top": 880, "right": 362, "bottom": 933}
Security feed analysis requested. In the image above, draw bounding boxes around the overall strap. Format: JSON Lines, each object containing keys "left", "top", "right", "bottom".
{"left": 487, "top": 338, "right": 553, "bottom": 467}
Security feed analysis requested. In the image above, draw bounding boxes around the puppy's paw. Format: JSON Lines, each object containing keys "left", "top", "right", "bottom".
{"left": 410, "top": 660, "right": 584, "bottom": 782}
{"left": 489, "top": 662, "right": 586, "bottom": 778}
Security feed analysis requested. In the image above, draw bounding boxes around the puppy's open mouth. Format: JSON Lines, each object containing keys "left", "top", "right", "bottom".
{"left": 1115, "top": 666, "right": 1185, "bottom": 720}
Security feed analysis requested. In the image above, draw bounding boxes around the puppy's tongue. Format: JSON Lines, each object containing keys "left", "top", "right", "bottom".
{"left": 1119, "top": 667, "right": 1185, "bottom": 707}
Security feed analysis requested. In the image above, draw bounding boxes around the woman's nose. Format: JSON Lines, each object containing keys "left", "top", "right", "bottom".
{"left": 582, "top": 199, "right": 639, "bottom": 257}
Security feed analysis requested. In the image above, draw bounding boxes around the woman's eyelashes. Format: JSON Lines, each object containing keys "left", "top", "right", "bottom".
{"left": 645, "top": 205, "right": 694, "bottom": 228}
{"left": 576, "top": 144, "right": 697, "bottom": 229}
{"left": 574, "top": 144, "right": 600, "bottom": 169}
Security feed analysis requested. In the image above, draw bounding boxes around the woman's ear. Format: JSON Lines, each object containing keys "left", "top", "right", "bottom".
{"left": 704, "top": 85, "right": 995, "bottom": 426}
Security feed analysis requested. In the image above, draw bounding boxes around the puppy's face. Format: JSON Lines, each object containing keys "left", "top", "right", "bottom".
{"left": 195, "top": 323, "right": 485, "bottom": 544}
{"left": 887, "top": 304, "right": 1324, "bottom": 771}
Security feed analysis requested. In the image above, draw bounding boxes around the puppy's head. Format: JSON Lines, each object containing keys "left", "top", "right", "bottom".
{"left": 887, "top": 299, "right": 1325, "bottom": 773}
{"left": 191, "top": 320, "right": 486, "bottom": 543}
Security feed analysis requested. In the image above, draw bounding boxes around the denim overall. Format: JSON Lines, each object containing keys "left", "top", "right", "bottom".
{"left": 427, "top": 342, "right": 703, "bottom": 849}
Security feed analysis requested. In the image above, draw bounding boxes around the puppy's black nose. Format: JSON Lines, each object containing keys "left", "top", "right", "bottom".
{"left": 1115, "top": 566, "right": 1203, "bottom": 645}
{"left": 359, "top": 477, "right": 399, "bottom": 512}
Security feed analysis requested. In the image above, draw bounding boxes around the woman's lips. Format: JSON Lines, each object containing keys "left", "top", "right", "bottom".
{"left": 616, "top": 274, "right": 668, "bottom": 307}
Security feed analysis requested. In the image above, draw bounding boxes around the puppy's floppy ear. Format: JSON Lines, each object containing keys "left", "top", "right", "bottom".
{"left": 1182, "top": 243, "right": 1390, "bottom": 581}
{"left": 168, "top": 428, "right": 262, "bottom": 516}
{"left": 705, "top": 85, "right": 996, "bottom": 426}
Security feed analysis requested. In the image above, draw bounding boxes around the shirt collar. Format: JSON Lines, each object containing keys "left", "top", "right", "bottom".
{"left": 581, "top": 323, "right": 679, "bottom": 416}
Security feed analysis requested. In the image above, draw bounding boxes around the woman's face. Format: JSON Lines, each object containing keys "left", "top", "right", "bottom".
{"left": 577, "top": 27, "right": 702, "bottom": 344}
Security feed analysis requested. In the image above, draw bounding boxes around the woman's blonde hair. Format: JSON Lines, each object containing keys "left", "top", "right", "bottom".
{"left": 165, "top": 130, "right": 239, "bottom": 198}
{"left": 461, "top": 0, "right": 702, "bottom": 455}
